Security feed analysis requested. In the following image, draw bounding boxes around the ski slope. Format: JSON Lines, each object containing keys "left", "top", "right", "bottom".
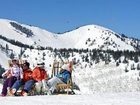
{"left": 0, "top": 91, "right": 140, "bottom": 105}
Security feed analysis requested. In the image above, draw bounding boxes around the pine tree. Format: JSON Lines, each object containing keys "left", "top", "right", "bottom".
{"left": 137, "top": 63, "right": 140, "bottom": 70}
{"left": 124, "top": 66, "right": 129, "bottom": 72}
{"left": 105, "top": 53, "right": 111, "bottom": 64}
{"left": 131, "top": 63, "right": 135, "bottom": 70}
{"left": 123, "top": 57, "right": 128, "bottom": 64}
{"left": 95, "top": 55, "right": 100, "bottom": 64}
{"left": 5, "top": 44, "right": 9, "bottom": 55}
{"left": 85, "top": 54, "right": 89, "bottom": 63}
{"left": 134, "top": 55, "right": 139, "bottom": 63}
{"left": 9, "top": 52, "right": 15, "bottom": 59}
{"left": 116, "top": 62, "right": 119, "bottom": 66}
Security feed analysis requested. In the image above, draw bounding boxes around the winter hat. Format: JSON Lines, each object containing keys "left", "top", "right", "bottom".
{"left": 12, "top": 58, "right": 18, "bottom": 62}
{"left": 23, "top": 62, "right": 30, "bottom": 68}
{"left": 37, "top": 62, "right": 45, "bottom": 67}
{"left": 11, "top": 58, "right": 19, "bottom": 65}
{"left": 61, "top": 63, "right": 70, "bottom": 71}
{"left": 64, "top": 59, "right": 69, "bottom": 64}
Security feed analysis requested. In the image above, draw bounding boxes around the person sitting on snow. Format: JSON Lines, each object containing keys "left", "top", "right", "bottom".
{"left": 10, "top": 62, "right": 34, "bottom": 96}
{"left": 32, "top": 62, "right": 48, "bottom": 95}
{"left": 47, "top": 61, "right": 73, "bottom": 94}
{"left": 1, "top": 59, "right": 23, "bottom": 96}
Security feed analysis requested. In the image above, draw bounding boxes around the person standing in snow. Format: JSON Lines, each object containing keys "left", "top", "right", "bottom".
{"left": 10, "top": 62, "right": 34, "bottom": 96}
{"left": 0, "top": 59, "right": 23, "bottom": 96}
{"left": 47, "top": 61, "right": 73, "bottom": 94}
{"left": 32, "top": 62, "right": 48, "bottom": 95}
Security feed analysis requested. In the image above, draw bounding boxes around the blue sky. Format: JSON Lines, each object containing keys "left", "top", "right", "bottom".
{"left": 0, "top": 0, "right": 140, "bottom": 39}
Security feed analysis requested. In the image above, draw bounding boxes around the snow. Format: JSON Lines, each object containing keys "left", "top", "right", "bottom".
{"left": 0, "top": 62, "right": 140, "bottom": 105}
{"left": 0, "top": 49, "right": 10, "bottom": 68}
{"left": 72, "top": 62, "right": 140, "bottom": 94}
{"left": 0, "top": 87, "right": 140, "bottom": 105}
{"left": 0, "top": 83, "right": 140, "bottom": 105}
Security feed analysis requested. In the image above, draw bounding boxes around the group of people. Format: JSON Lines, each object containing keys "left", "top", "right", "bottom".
{"left": 0, "top": 59, "right": 73, "bottom": 96}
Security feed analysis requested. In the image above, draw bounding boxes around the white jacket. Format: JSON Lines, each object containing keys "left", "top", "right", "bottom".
{"left": 2, "top": 65, "right": 23, "bottom": 79}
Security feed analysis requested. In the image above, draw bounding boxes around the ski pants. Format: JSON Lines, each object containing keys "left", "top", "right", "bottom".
{"left": 12, "top": 79, "right": 35, "bottom": 93}
{"left": 47, "top": 76, "right": 64, "bottom": 93}
{"left": 35, "top": 79, "right": 48, "bottom": 94}
{"left": 1, "top": 76, "right": 17, "bottom": 96}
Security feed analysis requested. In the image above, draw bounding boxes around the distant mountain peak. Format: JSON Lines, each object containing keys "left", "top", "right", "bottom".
{"left": 0, "top": 18, "right": 139, "bottom": 51}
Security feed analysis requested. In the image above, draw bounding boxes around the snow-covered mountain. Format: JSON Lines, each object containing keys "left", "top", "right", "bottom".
{"left": 0, "top": 19, "right": 140, "bottom": 94}
{"left": 0, "top": 18, "right": 139, "bottom": 67}
{"left": 0, "top": 19, "right": 139, "bottom": 51}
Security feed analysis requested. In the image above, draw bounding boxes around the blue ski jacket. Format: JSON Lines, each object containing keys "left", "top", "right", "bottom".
{"left": 56, "top": 70, "right": 71, "bottom": 84}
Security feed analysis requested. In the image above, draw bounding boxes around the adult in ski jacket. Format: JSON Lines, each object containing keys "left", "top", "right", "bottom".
{"left": 10, "top": 62, "right": 34, "bottom": 96}
{"left": 32, "top": 62, "right": 48, "bottom": 95}
{"left": 1, "top": 59, "right": 23, "bottom": 96}
{"left": 47, "top": 61, "right": 72, "bottom": 94}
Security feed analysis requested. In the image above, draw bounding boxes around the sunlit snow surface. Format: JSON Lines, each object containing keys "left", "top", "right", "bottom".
{"left": 0, "top": 92, "right": 140, "bottom": 105}
{"left": 0, "top": 84, "right": 140, "bottom": 105}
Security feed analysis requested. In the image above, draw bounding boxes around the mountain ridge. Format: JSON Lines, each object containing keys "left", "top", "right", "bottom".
{"left": 0, "top": 18, "right": 139, "bottom": 51}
